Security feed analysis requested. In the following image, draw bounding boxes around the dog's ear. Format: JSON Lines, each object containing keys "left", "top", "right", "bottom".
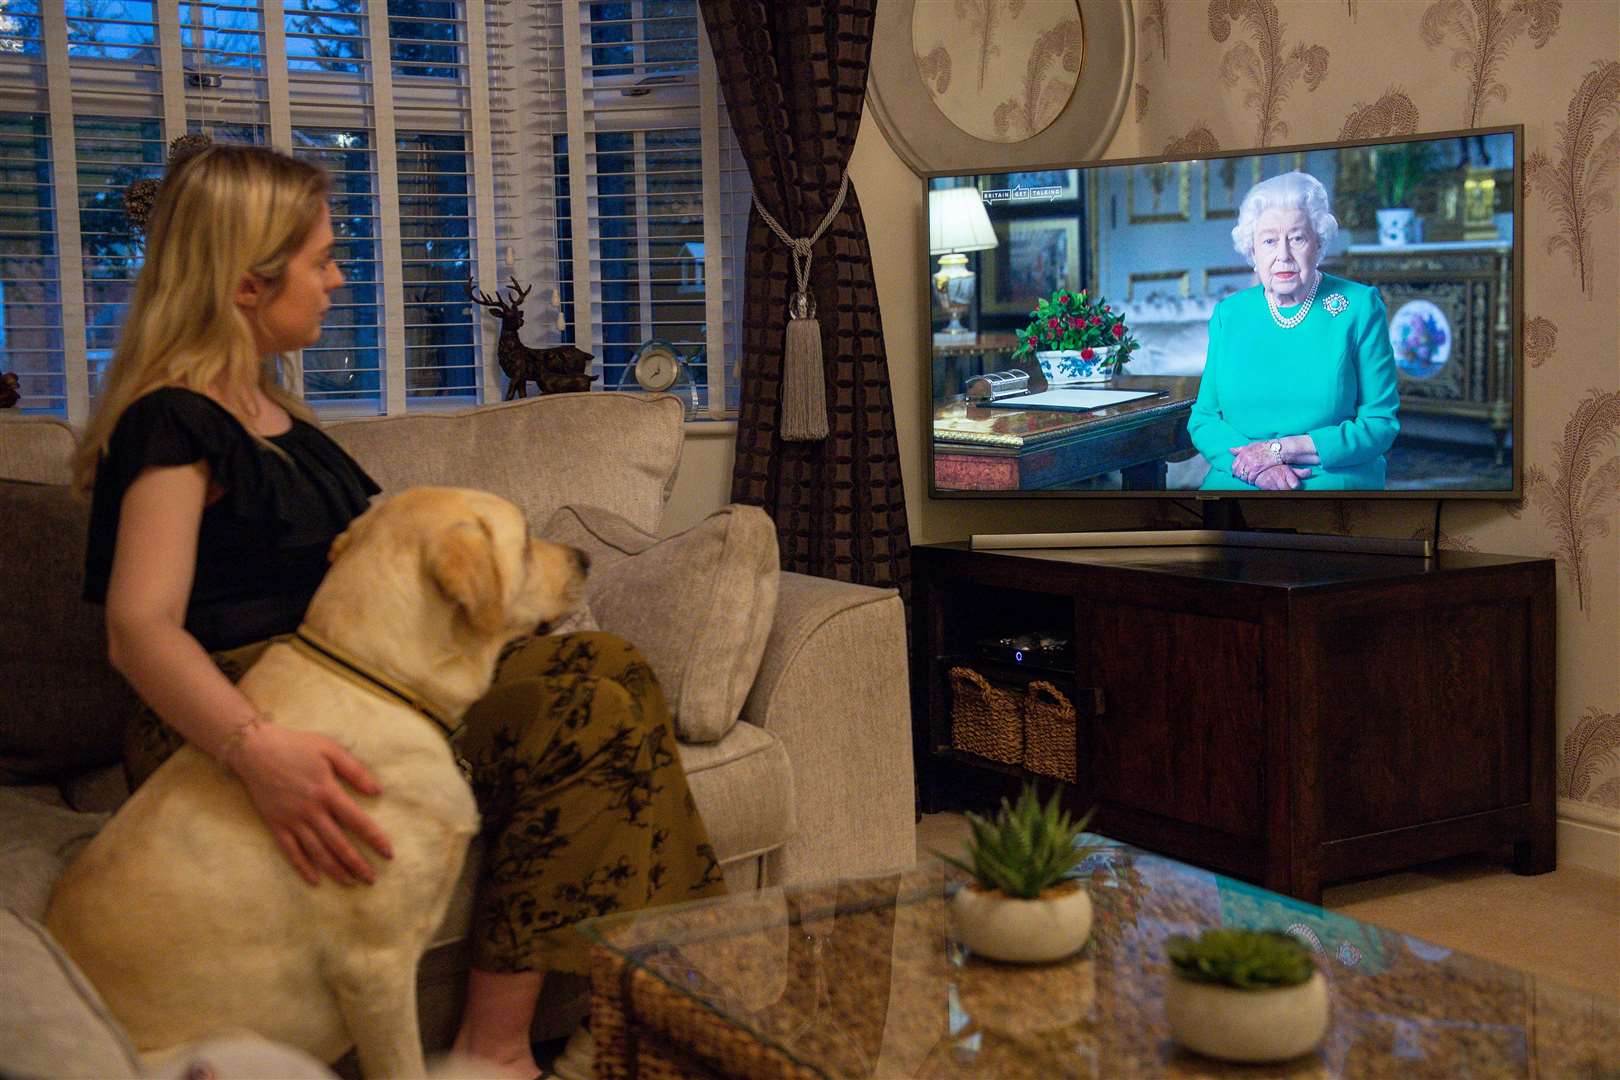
{"left": 427, "top": 519, "right": 505, "bottom": 635}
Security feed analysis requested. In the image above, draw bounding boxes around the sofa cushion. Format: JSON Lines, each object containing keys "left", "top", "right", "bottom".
{"left": 0, "top": 907, "right": 142, "bottom": 1080}
{"left": 0, "top": 416, "right": 76, "bottom": 485}
{"left": 0, "top": 787, "right": 107, "bottom": 916}
{"left": 0, "top": 480, "right": 142, "bottom": 780}
{"left": 679, "top": 721, "right": 795, "bottom": 864}
{"left": 542, "top": 504, "right": 780, "bottom": 743}
{"left": 326, "top": 393, "right": 685, "bottom": 536}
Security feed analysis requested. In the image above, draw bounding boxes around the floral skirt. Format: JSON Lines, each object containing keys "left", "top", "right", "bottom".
{"left": 125, "top": 630, "right": 726, "bottom": 974}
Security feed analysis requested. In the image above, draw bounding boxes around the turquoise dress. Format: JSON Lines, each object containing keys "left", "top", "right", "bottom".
{"left": 1187, "top": 273, "right": 1400, "bottom": 491}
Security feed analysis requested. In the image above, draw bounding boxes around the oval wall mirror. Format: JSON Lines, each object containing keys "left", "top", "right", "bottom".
{"left": 867, "top": 0, "right": 1136, "bottom": 175}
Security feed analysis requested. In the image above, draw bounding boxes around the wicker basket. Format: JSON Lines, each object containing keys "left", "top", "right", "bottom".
{"left": 948, "top": 665, "right": 1024, "bottom": 764}
{"left": 1022, "top": 680, "right": 1077, "bottom": 783}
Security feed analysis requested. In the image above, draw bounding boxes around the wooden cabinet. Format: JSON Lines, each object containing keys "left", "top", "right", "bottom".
{"left": 911, "top": 542, "right": 1556, "bottom": 903}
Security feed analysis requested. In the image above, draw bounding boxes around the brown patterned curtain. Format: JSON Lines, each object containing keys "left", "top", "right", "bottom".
{"left": 700, "top": 0, "right": 911, "bottom": 601}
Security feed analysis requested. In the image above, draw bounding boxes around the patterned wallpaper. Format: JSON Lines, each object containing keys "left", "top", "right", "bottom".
{"left": 852, "top": 0, "right": 1617, "bottom": 846}
{"left": 1122, "top": 0, "right": 1619, "bottom": 825}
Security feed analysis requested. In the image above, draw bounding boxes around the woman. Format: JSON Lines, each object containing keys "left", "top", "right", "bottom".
{"left": 71, "top": 145, "right": 722, "bottom": 1078}
{"left": 1187, "top": 171, "right": 1400, "bottom": 491}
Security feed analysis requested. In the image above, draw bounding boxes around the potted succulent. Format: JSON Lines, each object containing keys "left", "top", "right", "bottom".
{"left": 1164, "top": 928, "right": 1330, "bottom": 1062}
{"left": 1012, "top": 287, "right": 1140, "bottom": 385}
{"left": 938, "top": 783, "right": 1097, "bottom": 964}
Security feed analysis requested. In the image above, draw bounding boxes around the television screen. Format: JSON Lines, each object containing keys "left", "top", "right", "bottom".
{"left": 926, "top": 127, "right": 1522, "bottom": 498}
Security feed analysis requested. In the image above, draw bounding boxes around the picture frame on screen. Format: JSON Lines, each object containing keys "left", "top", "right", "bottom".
{"left": 1204, "top": 158, "right": 1258, "bottom": 220}
{"left": 925, "top": 126, "right": 1524, "bottom": 503}
{"left": 1127, "top": 161, "right": 1191, "bottom": 223}
{"left": 980, "top": 218, "right": 1082, "bottom": 316}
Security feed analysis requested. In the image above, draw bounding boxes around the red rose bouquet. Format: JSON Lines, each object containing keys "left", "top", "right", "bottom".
{"left": 1012, "top": 287, "right": 1140, "bottom": 368}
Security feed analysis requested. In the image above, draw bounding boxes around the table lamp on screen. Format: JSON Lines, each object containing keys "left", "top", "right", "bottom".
{"left": 929, "top": 186, "right": 998, "bottom": 345}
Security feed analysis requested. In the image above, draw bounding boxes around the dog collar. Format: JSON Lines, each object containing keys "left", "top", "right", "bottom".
{"left": 290, "top": 627, "right": 463, "bottom": 743}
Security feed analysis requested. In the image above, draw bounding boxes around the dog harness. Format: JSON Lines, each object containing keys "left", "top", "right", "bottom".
{"left": 290, "top": 626, "right": 472, "bottom": 778}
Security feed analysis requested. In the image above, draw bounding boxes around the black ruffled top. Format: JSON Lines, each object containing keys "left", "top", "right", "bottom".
{"left": 83, "top": 387, "right": 380, "bottom": 651}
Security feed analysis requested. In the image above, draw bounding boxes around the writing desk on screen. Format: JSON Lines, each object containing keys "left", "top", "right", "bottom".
{"left": 933, "top": 374, "right": 1198, "bottom": 491}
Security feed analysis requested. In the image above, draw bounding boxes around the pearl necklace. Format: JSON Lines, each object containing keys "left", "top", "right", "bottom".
{"left": 1266, "top": 272, "right": 1322, "bottom": 329}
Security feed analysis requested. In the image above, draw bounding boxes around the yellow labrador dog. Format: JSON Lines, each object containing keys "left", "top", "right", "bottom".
{"left": 47, "top": 487, "right": 587, "bottom": 1078}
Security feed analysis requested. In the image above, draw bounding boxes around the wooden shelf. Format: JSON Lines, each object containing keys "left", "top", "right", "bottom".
{"left": 937, "top": 653, "right": 1077, "bottom": 682}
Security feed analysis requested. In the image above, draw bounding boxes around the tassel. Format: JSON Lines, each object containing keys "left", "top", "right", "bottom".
{"left": 780, "top": 293, "right": 828, "bottom": 442}
{"left": 754, "top": 176, "right": 850, "bottom": 444}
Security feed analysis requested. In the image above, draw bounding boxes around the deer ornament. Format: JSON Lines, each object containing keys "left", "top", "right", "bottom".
{"left": 468, "top": 277, "right": 597, "bottom": 398}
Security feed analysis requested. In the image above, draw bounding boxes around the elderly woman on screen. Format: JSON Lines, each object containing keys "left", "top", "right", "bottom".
{"left": 1186, "top": 171, "right": 1400, "bottom": 491}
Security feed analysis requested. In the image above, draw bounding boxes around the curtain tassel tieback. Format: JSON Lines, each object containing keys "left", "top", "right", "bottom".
{"left": 753, "top": 175, "right": 850, "bottom": 442}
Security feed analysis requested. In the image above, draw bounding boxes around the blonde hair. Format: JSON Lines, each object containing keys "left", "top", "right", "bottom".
{"left": 71, "top": 145, "right": 329, "bottom": 494}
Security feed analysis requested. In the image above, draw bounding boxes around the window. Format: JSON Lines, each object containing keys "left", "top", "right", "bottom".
{"left": 0, "top": 0, "right": 745, "bottom": 422}
{"left": 505, "top": 0, "right": 747, "bottom": 415}
{"left": 0, "top": 110, "right": 61, "bottom": 412}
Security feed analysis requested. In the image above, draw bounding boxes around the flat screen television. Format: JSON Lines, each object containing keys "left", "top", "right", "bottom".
{"left": 924, "top": 126, "right": 1523, "bottom": 515}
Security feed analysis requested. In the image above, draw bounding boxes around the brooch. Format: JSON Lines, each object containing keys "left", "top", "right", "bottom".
{"left": 1324, "top": 293, "right": 1349, "bottom": 316}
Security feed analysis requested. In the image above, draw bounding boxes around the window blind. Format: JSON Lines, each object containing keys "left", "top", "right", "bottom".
{"left": 0, "top": 0, "right": 743, "bottom": 423}
{"left": 520, "top": 0, "right": 746, "bottom": 417}
{"left": 0, "top": 0, "right": 66, "bottom": 415}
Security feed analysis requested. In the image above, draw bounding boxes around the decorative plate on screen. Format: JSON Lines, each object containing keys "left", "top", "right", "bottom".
{"left": 1389, "top": 300, "right": 1452, "bottom": 380}
{"left": 866, "top": 0, "right": 1134, "bottom": 175}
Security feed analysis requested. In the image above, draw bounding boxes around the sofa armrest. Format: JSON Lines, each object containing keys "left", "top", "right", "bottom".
{"left": 742, "top": 572, "right": 915, "bottom": 884}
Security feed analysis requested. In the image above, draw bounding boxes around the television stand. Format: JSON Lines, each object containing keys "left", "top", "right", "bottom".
{"left": 911, "top": 542, "right": 1557, "bottom": 902}
{"left": 971, "top": 497, "right": 1433, "bottom": 557}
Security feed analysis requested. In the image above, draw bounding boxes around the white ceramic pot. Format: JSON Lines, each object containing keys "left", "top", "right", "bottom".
{"left": 1035, "top": 346, "right": 1118, "bottom": 385}
{"left": 950, "top": 880, "right": 1092, "bottom": 964}
{"left": 1376, "top": 207, "right": 1416, "bottom": 246}
{"left": 1165, "top": 969, "right": 1330, "bottom": 1063}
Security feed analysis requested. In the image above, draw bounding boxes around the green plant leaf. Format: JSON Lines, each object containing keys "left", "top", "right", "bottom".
{"left": 1167, "top": 929, "right": 1315, "bottom": 989}
{"left": 947, "top": 781, "right": 1097, "bottom": 897}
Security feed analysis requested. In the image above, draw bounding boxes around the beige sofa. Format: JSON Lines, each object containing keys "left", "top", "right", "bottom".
{"left": 0, "top": 392, "right": 915, "bottom": 1077}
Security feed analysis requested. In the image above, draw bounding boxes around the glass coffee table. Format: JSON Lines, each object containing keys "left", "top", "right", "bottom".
{"left": 580, "top": 841, "right": 1618, "bottom": 1079}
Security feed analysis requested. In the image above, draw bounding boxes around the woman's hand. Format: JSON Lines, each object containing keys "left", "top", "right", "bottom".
{"left": 1228, "top": 441, "right": 1280, "bottom": 484}
{"left": 1253, "top": 463, "right": 1313, "bottom": 491}
{"left": 229, "top": 721, "right": 394, "bottom": 886}
{"left": 1278, "top": 434, "right": 1320, "bottom": 465}
{"left": 1229, "top": 435, "right": 1321, "bottom": 484}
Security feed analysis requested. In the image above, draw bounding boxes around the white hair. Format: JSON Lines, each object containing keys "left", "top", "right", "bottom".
{"left": 1231, "top": 171, "right": 1338, "bottom": 268}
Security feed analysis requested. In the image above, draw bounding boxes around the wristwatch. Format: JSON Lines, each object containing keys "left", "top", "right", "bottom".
{"left": 1267, "top": 439, "right": 1284, "bottom": 461}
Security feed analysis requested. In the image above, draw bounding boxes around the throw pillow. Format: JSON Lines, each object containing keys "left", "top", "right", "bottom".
{"left": 0, "top": 481, "right": 141, "bottom": 779}
{"left": 539, "top": 504, "right": 780, "bottom": 743}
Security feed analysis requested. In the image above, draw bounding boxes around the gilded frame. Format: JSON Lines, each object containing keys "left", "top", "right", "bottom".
{"left": 1204, "top": 158, "right": 1260, "bottom": 220}
{"left": 979, "top": 217, "right": 1083, "bottom": 315}
{"left": 1127, "top": 161, "right": 1191, "bottom": 223}
{"left": 1127, "top": 270, "right": 1190, "bottom": 302}
{"left": 1203, "top": 264, "right": 1257, "bottom": 299}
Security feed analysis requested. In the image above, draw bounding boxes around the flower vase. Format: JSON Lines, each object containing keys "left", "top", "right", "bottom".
{"left": 1375, "top": 208, "right": 1415, "bottom": 247}
{"left": 1035, "top": 345, "right": 1118, "bottom": 386}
